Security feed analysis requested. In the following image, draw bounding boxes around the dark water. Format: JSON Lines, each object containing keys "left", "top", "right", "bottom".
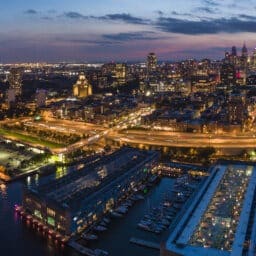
{"left": 89, "top": 178, "right": 175, "bottom": 256}
{"left": 0, "top": 167, "right": 174, "bottom": 256}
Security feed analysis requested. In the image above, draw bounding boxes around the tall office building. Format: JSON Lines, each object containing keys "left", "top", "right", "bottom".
{"left": 240, "top": 43, "right": 249, "bottom": 84}
{"left": 231, "top": 46, "right": 237, "bottom": 57}
{"left": 229, "top": 46, "right": 238, "bottom": 65}
{"left": 8, "top": 68, "right": 23, "bottom": 96}
{"left": 147, "top": 52, "right": 157, "bottom": 74}
{"left": 73, "top": 72, "right": 92, "bottom": 98}
{"left": 241, "top": 42, "right": 248, "bottom": 66}
{"left": 251, "top": 48, "right": 256, "bottom": 69}
{"left": 220, "top": 63, "right": 236, "bottom": 86}
{"left": 114, "top": 63, "right": 126, "bottom": 85}
{"left": 241, "top": 42, "right": 248, "bottom": 58}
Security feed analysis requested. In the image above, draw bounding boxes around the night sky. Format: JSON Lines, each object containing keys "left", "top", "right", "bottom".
{"left": 1, "top": 0, "right": 256, "bottom": 62}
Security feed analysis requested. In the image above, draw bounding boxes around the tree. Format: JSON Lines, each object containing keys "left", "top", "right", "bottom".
{"left": 197, "top": 147, "right": 216, "bottom": 163}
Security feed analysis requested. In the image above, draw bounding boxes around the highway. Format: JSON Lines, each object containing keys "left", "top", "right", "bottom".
{"left": 2, "top": 106, "right": 256, "bottom": 153}
{"left": 46, "top": 107, "right": 154, "bottom": 153}
{"left": 107, "top": 130, "right": 256, "bottom": 149}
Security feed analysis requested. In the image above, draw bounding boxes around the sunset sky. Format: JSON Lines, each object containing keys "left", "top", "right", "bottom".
{"left": 1, "top": 0, "right": 256, "bottom": 62}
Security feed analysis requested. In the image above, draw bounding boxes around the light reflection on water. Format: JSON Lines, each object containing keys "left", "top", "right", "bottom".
{"left": 0, "top": 168, "right": 79, "bottom": 256}
{"left": 0, "top": 182, "right": 7, "bottom": 198}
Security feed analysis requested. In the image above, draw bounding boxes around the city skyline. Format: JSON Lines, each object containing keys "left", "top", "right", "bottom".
{"left": 1, "top": 0, "right": 256, "bottom": 62}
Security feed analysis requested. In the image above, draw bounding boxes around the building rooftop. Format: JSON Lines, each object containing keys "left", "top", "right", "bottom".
{"left": 27, "top": 147, "right": 158, "bottom": 213}
{"left": 164, "top": 164, "right": 256, "bottom": 256}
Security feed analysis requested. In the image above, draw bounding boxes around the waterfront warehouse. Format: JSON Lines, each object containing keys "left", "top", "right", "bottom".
{"left": 161, "top": 164, "right": 256, "bottom": 256}
{"left": 23, "top": 147, "right": 159, "bottom": 236}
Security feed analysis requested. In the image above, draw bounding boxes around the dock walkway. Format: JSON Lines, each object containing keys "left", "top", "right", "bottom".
{"left": 68, "top": 240, "right": 96, "bottom": 256}
{"left": 129, "top": 237, "right": 160, "bottom": 250}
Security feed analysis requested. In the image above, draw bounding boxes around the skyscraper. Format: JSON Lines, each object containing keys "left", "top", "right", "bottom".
{"left": 220, "top": 63, "right": 236, "bottom": 86}
{"left": 241, "top": 42, "right": 248, "bottom": 58}
{"left": 147, "top": 52, "right": 157, "bottom": 74}
{"left": 230, "top": 46, "right": 238, "bottom": 65}
{"left": 231, "top": 46, "right": 237, "bottom": 57}
{"left": 240, "top": 43, "right": 248, "bottom": 84}
{"left": 8, "top": 68, "right": 23, "bottom": 97}
{"left": 252, "top": 48, "right": 256, "bottom": 69}
{"left": 35, "top": 89, "right": 47, "bottom": 108}
{"left": 114, "top": 63, "right": 126, "bottom": 85}
{"left": 73, "top": 72, "right": 92, "bottom": 98}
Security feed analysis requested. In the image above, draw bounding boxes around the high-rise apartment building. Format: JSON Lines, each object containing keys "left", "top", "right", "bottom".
{"left": 8, "top": 68, "right": 23, "bottom": 96}
{"left": 114, "top": 63, "right": 126, "bottom": 85}
{"left": 147, "top": 52, "right": 157, "bottom": 74}
{"left": 35, "top": 89, "right": 47, "bottom": 108}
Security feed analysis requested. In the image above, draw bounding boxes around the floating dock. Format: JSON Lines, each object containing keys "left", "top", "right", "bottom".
{"left": 129, "top": 237, "right": 160, "bottom": 250}
{"left": 68, "top": 240, "right": 96, "bottom": 256}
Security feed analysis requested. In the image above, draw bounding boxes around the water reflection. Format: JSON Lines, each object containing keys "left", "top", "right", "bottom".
{"left": 0, "top": 182, "right": 7, "bottom": 198}
{"left": 26, "top": 176, "right": 31, "bottom": 187}
{"left": 35, "top": 173, "right": 39, "bottom": 186}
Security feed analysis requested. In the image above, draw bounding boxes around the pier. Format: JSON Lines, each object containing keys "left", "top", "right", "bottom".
{"left": 129, "top": 237, "right": 160, "bottom": 250}
{"left": 68, "top": 240, "right": 96, "bottom": 256}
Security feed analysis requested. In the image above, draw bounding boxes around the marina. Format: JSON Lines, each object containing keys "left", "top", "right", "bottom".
{"left": 0, "top": 147, "right": 208, "bottom": 256}
{"left": 82, "top": 177, "right": 177, "bottom": 256}
{"left": 0, "top": 162, "right": 179, "bottom": 256}
{"left": 137, "top": 174, "right": 204, "bottom": 235}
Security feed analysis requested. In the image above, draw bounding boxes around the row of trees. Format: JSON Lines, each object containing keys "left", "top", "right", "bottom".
{"left": 3, "top": 123, "right": 82, "bottom": 145}
{"left": 163, "top": 147, "right": 216, "bottom": 165}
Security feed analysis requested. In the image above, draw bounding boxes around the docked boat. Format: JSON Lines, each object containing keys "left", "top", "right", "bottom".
{"left": 103, "top": 217, "right": 110, "bottom": 224}
{"left": 160, "top": 219, "right": 170, "bottom": 225}
{"left": 99, "top": 221, "right": 107, "bottom": 227}
{"left": 140, "top": 220, "right": 152, "bottom": 226}
{"left": 123, "top": 200, "right": 133, "bottom": 207}
{"left": 93, "top": 225, "right": 107, "bottom": 232}
{"left": 163, "top": 201, "right": 172, "bottom": 207}
{"left": 137, "top": 223, "right": 150, "bottom": 230}
{"left": 110, "top": 211, "right": 123, "bottom": 218}
{"left": 115, "top": 206, "right": 128, "bottom": 214}
{"left": 82, "top": 233, "right": 98, "bottom": 241}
